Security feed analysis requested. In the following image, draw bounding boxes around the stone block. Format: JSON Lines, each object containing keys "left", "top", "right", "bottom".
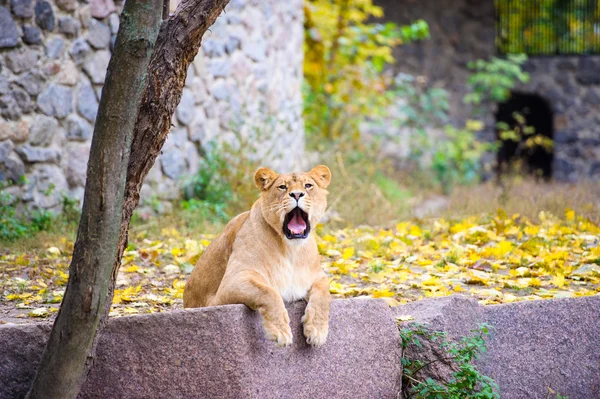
{"left": 70, "top": 38, "right": 92, "bottom": 65}
{"left": 160, "top": 144, "right": 186, "bottom": 180}
{"left": 577, "top": 57, "right": 600, "bottom": 85}
{"left": 26, "top": 164, "right": 68, "bottom": 208}
{"left": 209, "top": 58, "right": 232, "bottom": 78}
{"left": 22, "top": 25, "right": 42, "bottom": 44}
{"left": 175, "top": 88, "right": 195, "bottom": 126}
{"left": 55, "top": 0, "right": 76, "bottom": 12}
{"left": 10, "top": 85, "right": 33, "bottom": 114}
{"left": 64, "top": 142, "right": 89, "bottom": 187}
{"left": 59, "top": 16, "right": 81, "bottom": 36}
{"left": 65, "top": 114, "right": 92, "bottom": 141}
{"left": 5, "top": 48, "right": 39, "bottom": 74}
{"left": 0, "top": 92, "right": 20, "bottom": 120}
{"left": 15, "top": 145, "right": 60, "bottom": 163}
{"left": 0, "top": 299, "right": 401, "bottom": 399}
{"left": 0, "top": 324, "right": 52, "bottom": 399}
{"left": 45, "top": 36, "right": 65, "bottom": 59}
{"left": 201, "top": 38, "right": 225, "bottom": 58}
{"left": 34, "top": 0, "right": 54, "bottom": 31}
{"left": 37, "top": 84, "right": 73, "bottom": 119}
{"left": 0, "top": 6, "right": 18, "bottom": 48}
{"left": 11, "top": 120, "right": 29, "bottom": 143}
{"left": 1, "top": 151, "right": 24, "bottom": 182}
{"left": 108, "top": 12, "right": 119, "bottom": 34}
{"left": 83, "top": 50, "right": 110, "bottom": 84}
{"left": 58, "top": 61, "right": 79, "bottom": 86}
{"left": 90, "top": 0, "right": 115, "bottom": 19}
{"left": 29, "top": 114, "right": 58, "bottom": 146}
{"left": 0, "top": 139, "right": 14, "bottom": 163}
{"left": 0, "top": 119, "right": 11, "bottom": 141}
{"left": 17, "top": 71, "right": 45, "bottom": 96}
{"left": 480, "top": 296, "right": 600, "bottom": 399}
{"left": 86, "top": 20, "right": 110, "bottom": 49}
{"left": 10, "top": 0, "right": 33, "bottom": 18}
{"left": 76, "top": 81, "right": 98, "bottom": 122}
{"left": 397, "top": 295, "right": 600, "bottom": 399}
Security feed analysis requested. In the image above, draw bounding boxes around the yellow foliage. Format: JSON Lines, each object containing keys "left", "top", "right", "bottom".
{"left": 124, "top": 265, "right": 142, "bottom": 273}
{"left": 2, "top": 208, "right": 599, "bottom": 320}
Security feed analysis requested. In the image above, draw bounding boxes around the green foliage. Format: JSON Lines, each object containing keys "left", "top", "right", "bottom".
{"left": 392, "top": 73, "right": 450, "bottom": 161}
{"left": 393, "top": 74, "right": 450, "bottom": 129}
{"left": 464, "top": 54, "right": 530, "bottom": 109}
{"left": 498, "top": 112, "right": 554, "bottom": 150}
{"left": 432, "top": 122, "right": 496, "bottom": 194}
{"left": 182, "top": 144, "right": 237, "bottom": 225}
{"left": 303, "top": 0, "right": 429, "bottom": 142}
{"left": 379, "top": 54, "right": 529, "bottom": 193}
{"left": 30, "top": 209, "right": 54, "bottom": 232}
{"left": 0, "top": 185, "right": 55, "bottom": 241}
{"left": 0, "top": 197, "right": 30, "bottom": 241}
{"left": 400, "top": 323, "right": 500, "bottom": 399}
{"left": 183, "top": 145, "right": 233, "bottom": 224}
{"left": 60, "top": 195, "right": 81, "bottom": 225}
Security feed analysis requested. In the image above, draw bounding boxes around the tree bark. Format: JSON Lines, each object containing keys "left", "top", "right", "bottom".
{"left": 25, "top": 1, "right": 163, "bottom": 398}
{"left": 27, "top": 0, "right": 229, "bottom": 398}
{"left": 162, "top": 0, "right": 170, "bottom": 20}
{"left": 112, "top": 0, "right": 229, "bottom": 309}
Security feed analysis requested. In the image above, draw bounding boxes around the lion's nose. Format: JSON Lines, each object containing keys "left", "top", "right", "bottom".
{"left": 289, "top": 191, "right": 305, "bottom": 201}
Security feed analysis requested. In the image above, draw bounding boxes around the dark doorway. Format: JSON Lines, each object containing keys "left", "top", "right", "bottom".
{"left": 496, "top": 93, "right": 554, "bottom": 179}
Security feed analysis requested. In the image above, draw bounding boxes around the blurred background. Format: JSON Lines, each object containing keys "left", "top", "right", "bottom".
{"left": 1, "top": 0, "right": 600, "bottom": 241}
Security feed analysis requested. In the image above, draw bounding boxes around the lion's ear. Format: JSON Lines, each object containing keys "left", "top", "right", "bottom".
{"left": 254, "top": 167, "right": 279, "bottom": 191}
{"left": 309, "top": 165, "right": 331, "bottom": 188}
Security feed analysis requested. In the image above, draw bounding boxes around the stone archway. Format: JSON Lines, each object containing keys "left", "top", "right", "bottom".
{"left": 496, "top": 92, "right": 554, "bottom": 179}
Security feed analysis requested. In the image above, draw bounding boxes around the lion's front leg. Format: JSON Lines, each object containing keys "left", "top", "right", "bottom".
{"left": 302, "top": 276, "right": 331, "bottom": 347}
{"left": 211, "top": 270, "right": 293, "bottom": 347}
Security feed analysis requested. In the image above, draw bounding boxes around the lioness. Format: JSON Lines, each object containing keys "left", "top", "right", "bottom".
{"left": 183, "top": 165, "right": 332, "bottom": 347}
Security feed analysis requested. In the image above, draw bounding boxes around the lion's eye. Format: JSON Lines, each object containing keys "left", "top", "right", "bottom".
{"left": 305, "top": 183, "right": 313, "bottom": 189}
{"left": 278, "top": 185, "right": 287, "bottom": 190}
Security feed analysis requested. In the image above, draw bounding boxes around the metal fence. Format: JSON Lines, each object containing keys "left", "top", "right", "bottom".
{"left": 496, "top": 0, "right": 600, "bottom": 55}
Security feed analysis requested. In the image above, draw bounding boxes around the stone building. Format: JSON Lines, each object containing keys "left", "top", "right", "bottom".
{"left": 0, "top": 0, "right": 304, "bottom": 211}
{"left": 376, "top": 0, "right": 600, "bottom": 182}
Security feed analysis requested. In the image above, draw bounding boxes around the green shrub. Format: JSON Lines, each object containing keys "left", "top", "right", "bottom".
{"left": 0, "top": 185, "right": 55, "bottom": 241}
{"left": 392, "top": 73, "right": 450, "bottom": 162}
{"left": 431, "top": 122, "right": 496, "bottom": 194}
{"left": 464, "top": 54, "right": 530, "bottom": 110}
{"left": 400, "top": 323, "right": 500, "bottom": 399}
{"left": 182, "top": 145, "right": 233, "bottom": 224}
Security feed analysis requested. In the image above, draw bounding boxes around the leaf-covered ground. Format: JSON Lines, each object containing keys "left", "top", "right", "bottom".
{"left": 1, "top": 210, "right": 599, "bottom": 323}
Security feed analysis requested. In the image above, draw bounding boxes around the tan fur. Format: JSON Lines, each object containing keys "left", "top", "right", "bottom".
{"left": 183, "top": 165, "right": 332, "bottom": 347}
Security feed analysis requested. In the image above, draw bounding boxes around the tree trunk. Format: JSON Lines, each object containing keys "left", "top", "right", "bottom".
{"left": 113, "top": 0, "right": 229, "bottom": 308}
{"left": 26, "top": 0, "right": 229, "bottom": 398}
{"left": 25, "top": 1, "right": 163, "bottom": 398}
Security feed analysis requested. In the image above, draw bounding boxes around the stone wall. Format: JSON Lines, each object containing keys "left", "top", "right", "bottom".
{"left": 375, "top": 0, "right": 600, "bottom": 181}
{"left": 0, "top": 0, "right": 305, "bottom": 212}
{"left": 2, "top": 296, "right": 599, "bottom": 398}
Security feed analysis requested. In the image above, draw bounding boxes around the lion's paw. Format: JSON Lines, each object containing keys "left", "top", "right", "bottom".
{"left": 302, "top": 306, "right": 329, "bottom": 347}
{"left": 262, "top": 317, "right": 293, "bottom": 347}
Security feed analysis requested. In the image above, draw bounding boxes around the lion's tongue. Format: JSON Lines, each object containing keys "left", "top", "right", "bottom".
{"left": 288, "top": 212, "right": 306, "bottom": 235}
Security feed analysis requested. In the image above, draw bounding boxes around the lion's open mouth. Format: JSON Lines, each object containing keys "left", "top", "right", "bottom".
{"left": 283, "top": 207, "right": 310, "bottom": 239}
